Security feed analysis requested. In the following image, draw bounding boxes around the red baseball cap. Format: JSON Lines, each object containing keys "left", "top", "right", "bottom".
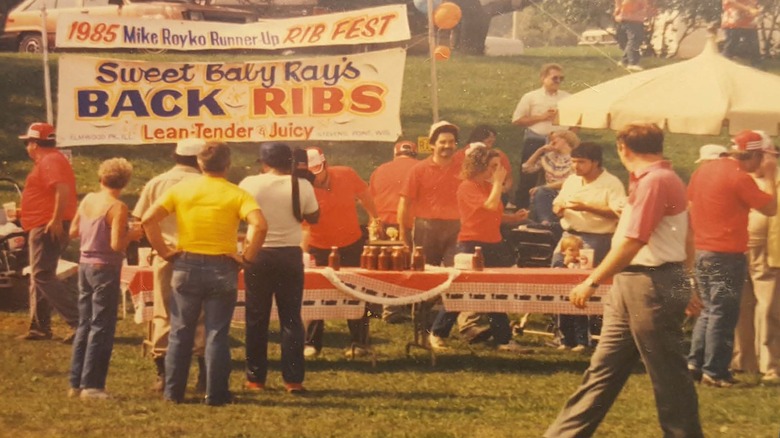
{"left": 19, "top": 122, "right": 55, "bottom": 141}
{"left": 394, "top": 140, "right": 418, "bottom": 156}
{"left": 731, "top": 129, "right": 774, "bottom": 153}
{"left": 306, "top": 146, "right": 326, "bottom": 174}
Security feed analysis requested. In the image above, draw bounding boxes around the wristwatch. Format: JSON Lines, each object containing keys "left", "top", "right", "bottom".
{"left": 587, "top": 281, "right": 599, "bottom": 289}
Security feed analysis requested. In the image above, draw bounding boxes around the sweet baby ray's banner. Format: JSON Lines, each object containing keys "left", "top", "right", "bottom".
{"left": 55, "top": 4, "right": 410, "bottom": 51}
{"left": 56, "top": 49, "right": 405, "bottom": 146}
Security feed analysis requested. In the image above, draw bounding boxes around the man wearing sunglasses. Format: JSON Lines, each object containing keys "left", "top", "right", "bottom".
{"left": 511, "top": 63, "right": 569, "bottom": 210}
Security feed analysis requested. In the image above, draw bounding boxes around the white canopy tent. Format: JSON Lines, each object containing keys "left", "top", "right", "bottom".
{"left": 557, "top": 40, "right": 780, "bottom": 136}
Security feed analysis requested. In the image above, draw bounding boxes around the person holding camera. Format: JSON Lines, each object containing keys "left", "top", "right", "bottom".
{"left": 239, "top": 143, "right": 319, "bottom": 394}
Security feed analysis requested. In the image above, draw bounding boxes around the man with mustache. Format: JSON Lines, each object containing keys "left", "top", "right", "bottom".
{"left": 398, "top": 121, "right": 491, "bottom": 349}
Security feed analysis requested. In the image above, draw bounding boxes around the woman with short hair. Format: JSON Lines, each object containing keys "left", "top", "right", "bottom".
{"left": 69, "top": 158, "right": 143, "bottom": 400}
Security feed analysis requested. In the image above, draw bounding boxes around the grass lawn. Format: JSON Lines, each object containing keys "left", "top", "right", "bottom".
{"left": 1, "top": 47, "right": 780, "bottom": 437}
{"left": 0, "top": 286, "right": 778, "bottom": 437}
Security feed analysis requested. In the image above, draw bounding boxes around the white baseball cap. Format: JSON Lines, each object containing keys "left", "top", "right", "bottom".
{"left": 306, "top": 146, "right": 326, "bottom": 174}
{"left": 175, "top": 138, "right": 207, "bottom": 156}
{"left": 695, "top": 144, "right": 728, "bottom": 163}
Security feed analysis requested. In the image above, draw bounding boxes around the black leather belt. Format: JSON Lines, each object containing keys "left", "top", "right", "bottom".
{"left": 622, "top": 262, "right": 682, "bottom": 273}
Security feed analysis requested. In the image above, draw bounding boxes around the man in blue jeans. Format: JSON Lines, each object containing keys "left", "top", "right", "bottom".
{"left": 688, "top": 130, "right": 777, "bottom": 387}
{"left": 143, "top": 143, "right": 267, "bottom": 406}
{"left": 614, "top": 0, "right": 654, "bottom": 72}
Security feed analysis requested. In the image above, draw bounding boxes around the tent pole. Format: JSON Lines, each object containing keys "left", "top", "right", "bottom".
{"left": 41, "top": 6, "right": 53, "bottom": 125}
{"left": 427, "top": 0, "right": 439, "bottom": 123}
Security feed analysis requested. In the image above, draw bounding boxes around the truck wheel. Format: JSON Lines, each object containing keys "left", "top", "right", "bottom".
{"left": 19, "top": 34, "right": 43, "bottom": 53}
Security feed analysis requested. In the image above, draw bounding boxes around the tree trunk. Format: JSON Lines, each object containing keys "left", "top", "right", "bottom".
{"left": 451, "top": 0, "right": 490, "bottom": 54}
{"left": 452, "top": 0, "right": 530, "bottom": 55}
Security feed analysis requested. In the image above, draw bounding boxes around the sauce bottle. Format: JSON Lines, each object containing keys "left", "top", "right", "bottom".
{"left": 412, "top": 246, "right": 425, "bottom": 271}
{"left": 472, "top": 246, "right": 484, "bottom": 271}
{"left": 391, "top": 247, "right": 405, "bottom": 271}
{"left": 328, "top": 246, "right": 340, "bottom": 271}
{"left": 378, "top": 247, "right": 391, "bottom": 271}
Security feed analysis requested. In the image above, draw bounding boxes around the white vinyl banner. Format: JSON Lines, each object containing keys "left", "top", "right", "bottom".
{"left": 55, "top": 4, "right": 410, "bottom": 51}
{"left": 55, "top": 49, "right": 406, "bottom": 146}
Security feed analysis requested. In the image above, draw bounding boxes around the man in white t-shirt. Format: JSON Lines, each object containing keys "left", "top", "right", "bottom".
{"left": 239, "top": 142, "right": 319, "bottom": 394}
{"left": 511, "top": 63, "right": 570, "bottom": 209}
{"left": 553, "top": 142, "right": 626, "bottom": 262}
{"left": 551, "top": 142, "right": 626, "bottom": 350}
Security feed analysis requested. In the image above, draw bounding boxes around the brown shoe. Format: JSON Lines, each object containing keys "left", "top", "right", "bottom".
{"left": 18, "top": 330, "right": 52, "bottom": 341}
{"left": 61, "top": 331, "right": 76, "bottom": 344}
{"left": 284, "top": 383, "right": 307, "bottom": 395}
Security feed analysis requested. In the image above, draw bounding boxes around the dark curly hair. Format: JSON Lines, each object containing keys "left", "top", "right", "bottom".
{"left": 461, "top": 147, "right": 500, "bottom": 180}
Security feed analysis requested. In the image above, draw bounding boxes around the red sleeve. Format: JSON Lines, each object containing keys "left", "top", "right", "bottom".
{"left": 369, "top": 169, "right": 378, "bottom": 197}
{"left": 735, "top": 172, "right": 772, "bottom": 210}
{"left": 39, "top": 155, "right": 71, "bottom": 189}
{"left": 624, "top": 175, "right": 668, "bottom": 243}
{"left": 399, "top": 163, "right": 420, "bottom": 200}
{"left": 347, "top": 168, "right": 368, "bottom": 195}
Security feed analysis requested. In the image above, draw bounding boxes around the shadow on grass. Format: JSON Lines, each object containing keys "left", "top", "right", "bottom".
{"left": 114, "top": 336, "right": 144, "bottom": 346}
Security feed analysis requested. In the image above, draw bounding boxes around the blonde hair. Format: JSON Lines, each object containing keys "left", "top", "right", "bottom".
{"left": 552, "top": 130, "right": 581, "bottom": 149}
{"left": 559, "top": 235, "right": 583, "bottom": 253}
{"left": 99, "top": 158, "right": 133, "bottom": 189}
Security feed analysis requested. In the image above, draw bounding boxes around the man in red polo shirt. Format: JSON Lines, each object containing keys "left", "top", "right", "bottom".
{"left": 398, "top": 121, "right": 490, "bottom": 348}
{"left": 18, "top": 122, "right": 79, "bottom": 342}
{"left": 546, "top": 123, "right": 703, "bottom": 437}
{"left": 687, "top": 129, "right": 777, "bottom": 387}
{"left": 303, "top": 147, "right": 378, "bottom": 358}
{"left": 370, "top": 140, "right": 419, "bottom": 323}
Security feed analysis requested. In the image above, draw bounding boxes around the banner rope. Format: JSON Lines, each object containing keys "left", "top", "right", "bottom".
{"left": 319, "top": 266, "right": 461, "bottom": 305}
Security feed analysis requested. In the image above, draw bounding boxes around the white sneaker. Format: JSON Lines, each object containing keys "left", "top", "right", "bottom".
{"left": 571, "top": 345, "right": 587, "bottom": 353}
{"left": 505, "top": 202, "right": 517, "bottom": 210}
{"left": 79, "top": 388, "right": 110, "bottom": 400}
{"left": 497, "top": 340, "right": 534, "bottom": 354}
{"left": 303, "top": 345, "right": 319, "bottom": 358}
{"left": 67, "top": 388, "right": 81, "bottom": 398}
{"left": 428, "top": 334, "right": 448, "bottom": 351}
{"left": 626, "top": 64, "right": 644, "bottom": 72}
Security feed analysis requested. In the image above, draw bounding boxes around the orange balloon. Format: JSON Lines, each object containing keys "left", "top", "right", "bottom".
{"left": 434, "top": 2, "right": 462, "bottom": 30}
{"left": 434, "top": 45, "right": 451, "bottom": 61}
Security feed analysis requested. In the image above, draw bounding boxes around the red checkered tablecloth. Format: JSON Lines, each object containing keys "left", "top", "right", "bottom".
{"left": 121, "top": 266, "right": 607, "bottom": 323}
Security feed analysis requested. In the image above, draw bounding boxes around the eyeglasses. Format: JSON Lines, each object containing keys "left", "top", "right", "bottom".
{"left": 551, "top": 76, "right": 565, "bottom": 83}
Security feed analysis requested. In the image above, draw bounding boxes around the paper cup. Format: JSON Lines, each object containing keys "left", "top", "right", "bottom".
{"left": 137, "top": 247, "right": 152, "bottom": 267}
{"left": 3, "top": 202, "right": 16, "bottom": 221}
{"left": 579, "top": 248, "right": 595, "bottom": 269}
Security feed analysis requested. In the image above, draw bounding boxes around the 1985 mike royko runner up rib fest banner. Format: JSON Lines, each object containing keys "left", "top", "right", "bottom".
{"left": 56, "top": 49, "right": 406, "bottom": 146}
{"left": 54, "top": 4, "right": 410, "bottom": 51}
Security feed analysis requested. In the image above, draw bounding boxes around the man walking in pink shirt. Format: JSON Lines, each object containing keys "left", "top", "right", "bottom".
{"left": 545, "top": 123, "right": 702, "bottom": 437}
